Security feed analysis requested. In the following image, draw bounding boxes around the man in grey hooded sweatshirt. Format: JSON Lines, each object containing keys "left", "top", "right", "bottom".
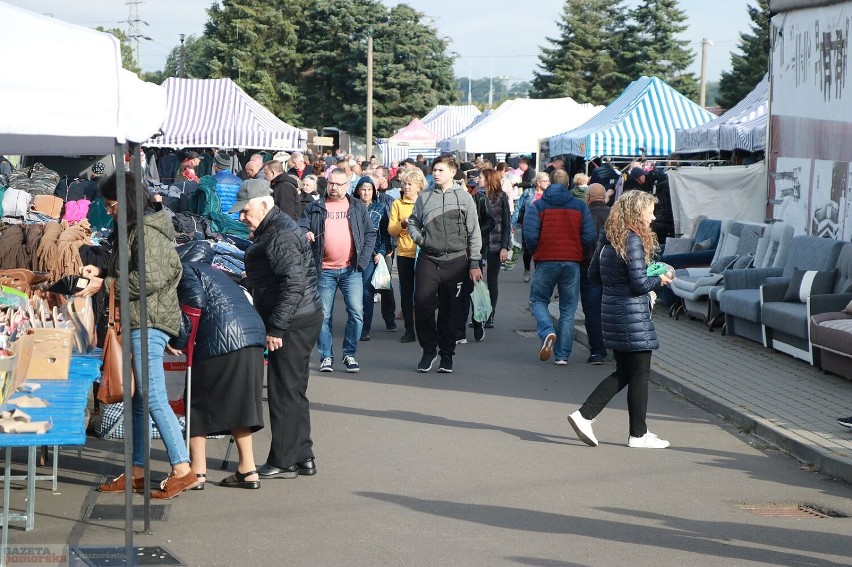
{"left": 407, "top": 155, "right": 482, "bottom": 374}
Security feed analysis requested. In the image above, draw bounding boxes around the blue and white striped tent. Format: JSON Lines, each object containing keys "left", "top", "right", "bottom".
{"left": 421, "top": 105, "right": 481, "bottom": 139}
{"left": 147, "top": 78, "right": 307, "bottom": 151}
{"left": 675, "top": 75, "right": 768, "bottom": 153}
{"left": 548, "top": 76, "right": 714, "bottom": 159}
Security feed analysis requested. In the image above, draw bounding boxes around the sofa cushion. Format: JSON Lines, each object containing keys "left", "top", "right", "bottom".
{"left": 710, "top": 255, "right": 739, "bottom": 274}
{"left": 720, "top": 289, "right": 762, "bottom": 323}
{"left": 784, "top": 268, "right": 837, "bottom": 302}
{"left": 762, "top": 301, "right": 808, "bottom": 339}
{"left": 733, "top": 254, "right": 754, "bottom": 269}
{"left": 811, "top": 312, "right": 852, "bottom": 353}
{"left": 692, "top": 238, "right": 713, "bottom": 252}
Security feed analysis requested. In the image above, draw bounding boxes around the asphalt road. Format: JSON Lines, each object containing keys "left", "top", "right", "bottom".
{"left": 7, "top": 266, "right": 852, "bottom": 566}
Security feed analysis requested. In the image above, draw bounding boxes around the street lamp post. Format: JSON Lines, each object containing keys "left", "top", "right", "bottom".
{"left": 179, "top": 33, "right": 186, "bottom": 78}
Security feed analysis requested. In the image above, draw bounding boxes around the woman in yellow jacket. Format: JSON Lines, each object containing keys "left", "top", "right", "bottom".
{"left": 388, "top": 168, "right": 426, "bottom": 343}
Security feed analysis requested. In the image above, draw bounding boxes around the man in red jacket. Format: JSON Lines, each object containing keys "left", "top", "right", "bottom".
{"left": 522, "top": 170, "right": 596, "bottom": 364}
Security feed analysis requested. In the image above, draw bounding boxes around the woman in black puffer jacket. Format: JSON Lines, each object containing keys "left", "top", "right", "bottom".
{"left": 566, "top": 190, "right": 674, "bottom": 449}
{"left": 176, "top": 262, "right": 267, "bottom": 489}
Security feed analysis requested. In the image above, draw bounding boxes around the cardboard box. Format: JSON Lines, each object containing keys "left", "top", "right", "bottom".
{"left": 12, "top": 328, "right": 73, "bottom": 381}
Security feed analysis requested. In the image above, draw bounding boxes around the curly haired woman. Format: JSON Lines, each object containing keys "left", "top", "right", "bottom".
{"left": 566, "top": 190, "right": 674, "bottom": 449}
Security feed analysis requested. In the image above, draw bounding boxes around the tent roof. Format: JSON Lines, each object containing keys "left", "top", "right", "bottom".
{"left": 442, "top": 97, "right": 603, "bottom": 154}
{"left": 0, "top": 2, "right": 166, "bottom": 155}
{"left": 388, "top": 118, "right": 440, "bottom": 144}
{"left": 147, "top": 78, "right": 307, "bottom": 151}
{"left": 675, "top": 75, "right": 769, "bottom": 153}
{"left": 548, "top": 76, "right": 715, "bottom": 159}
{"left": 421, "top": 105, "right": 481, "bottom": 139}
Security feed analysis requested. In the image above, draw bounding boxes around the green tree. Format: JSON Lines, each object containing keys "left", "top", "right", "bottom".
{"left": 160, "top": 34, "right": 213, "bottom": 80}
{"left": 297, "top": 1, "right": 457, "bottom": 136}
{"left": 619, "top": 0, "right": 698, "bottom": 100}
{"left": 531, "top": 0, "right": 628, "bottom": 104}
{"left": 97, "top": 27, "right": 141, "bottom": 75}
{"left": 716, "top": 0, "right": 770, "bottom": 109}
{"left": 203, "top": 0, "right": 304, "bottom": 123}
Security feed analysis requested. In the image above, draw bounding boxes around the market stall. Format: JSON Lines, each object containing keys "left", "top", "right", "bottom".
{"left": 420, "top": 105, "right": 482, "bottom": 140}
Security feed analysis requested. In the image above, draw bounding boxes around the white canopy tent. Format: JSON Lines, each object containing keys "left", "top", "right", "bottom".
{"left": 0, "top": 3, "right": 168, "bottom": 562}
{"left": 0, "top": 2, "right": 165, "bottom": 154}
{"left": 421, "top": 105, "right": 482, "bottom": 139}
{"left": 441, "top": 97, "right": 603, "bottom": 155}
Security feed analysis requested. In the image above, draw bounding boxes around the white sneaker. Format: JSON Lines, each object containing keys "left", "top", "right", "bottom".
{"left": 627, "top": 431, "right": 670, "bottom": 449}
{"left": 374, "top": 293, "right": 380, "bottom": 303}
{"left": 554, "top": 359, "right": 568, "bottom": 365}
{"left": 567, "top": 410, "right": 598, "bottom": 447}
{"left": 456, "top": 338, "right": 468, "bottom": 344}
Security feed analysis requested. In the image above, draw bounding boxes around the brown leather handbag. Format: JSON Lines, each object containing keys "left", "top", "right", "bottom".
{"left": 97, "top": 281, "right": 133, "bottom": 404}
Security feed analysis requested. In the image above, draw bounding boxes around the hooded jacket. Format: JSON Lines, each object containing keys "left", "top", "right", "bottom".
{"left": 523, "top": 184, "right": 595, "bottom": 263}
{"left": 407, "top": 181, "right": 482, "bottom": 268}
{"left": 244, "top": 206, "right": 321, "bottom": 336}
{"left": 589, "top": 231, "right": 661, "bottom": 351}
{"left": 270, "top": 172, "right": 303, "bottom": 221}
{"left": 106, "top": 207, "right": 182, "bottom": 337}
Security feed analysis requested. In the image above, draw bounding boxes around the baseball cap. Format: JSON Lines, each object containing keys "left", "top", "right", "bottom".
{"left": 629, "top": 167, "right": 645, "bottom": 180}
{"left": 229, "top": 179, "right": 272, "bottom": 213}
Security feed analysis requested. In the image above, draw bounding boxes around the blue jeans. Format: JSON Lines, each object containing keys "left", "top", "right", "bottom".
{"left": 580, "top": 269, "right": 607, "bottom": 357}
{"left": 130, "top": 328, "right": 189, "bottom": 468}
{"left": 529, "top": 261, "right": 580, "bottom": 361}
{"left": 317, "top": 267, "right": 363, "bottom": 360}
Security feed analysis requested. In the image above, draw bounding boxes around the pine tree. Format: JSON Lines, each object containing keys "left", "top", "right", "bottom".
{"left": 203, "top": 0, "right": 304, "bottom": 123}
{"left": 531, "top": 0, "right": 629, "bottom": 104}
{"left": 297, "top": 1, "right": 457, "bottom": 136}
{"left": 619, "top": 0, "right": 698, "bottom": 100}
{"left": 716, "top": 0, "right": 770, "bottom": 109}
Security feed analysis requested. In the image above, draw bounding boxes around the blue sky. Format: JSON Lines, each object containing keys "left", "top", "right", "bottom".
{"left": 7, "top": 0, "right": 756, "bottom": 84}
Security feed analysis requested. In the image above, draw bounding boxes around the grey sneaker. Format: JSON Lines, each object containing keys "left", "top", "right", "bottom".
{"left": 319, "top": 357, "right": 333, "bottom": 372}
{"left": 342, "top": 355, "right": 360, "bottom": 373}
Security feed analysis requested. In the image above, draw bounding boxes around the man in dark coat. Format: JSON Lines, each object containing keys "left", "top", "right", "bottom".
{"left": 232, "top": 179, "right": 324, "bottom": 479}
{"left": 581, "top": 183, "right": 611, "bottom": 365}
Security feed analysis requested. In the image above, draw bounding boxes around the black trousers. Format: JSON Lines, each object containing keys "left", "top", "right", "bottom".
{"left": 415, "top": 255, "right": 468, "bottom": 357}
{"left": 580, "top": 350, "right": 652, "bottom": 438}
{"left": 455, "top": 275, "right": 474, "bottom": 340}
{"left": 265, "top": 310, "right": 323, "bottom": 469}
{"left": 397, "top": 255, "right": 416, "bottom": 331}
{"left": 486, "top": 250, "right": 501, "bottom": 315}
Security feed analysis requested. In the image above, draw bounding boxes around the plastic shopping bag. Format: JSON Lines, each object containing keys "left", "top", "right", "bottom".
{"left": 371, "top": 256, "right": 392, "bottom": 290}
{"left": 471, "top": 280, "right": 493, "bottom": 322}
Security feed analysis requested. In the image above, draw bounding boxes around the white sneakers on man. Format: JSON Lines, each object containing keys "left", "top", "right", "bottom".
{"left": 627, "top": 431, "right": 670, "bottom": 449}
{"left": 567, "top": 410, "right": 598, "bottom": 447}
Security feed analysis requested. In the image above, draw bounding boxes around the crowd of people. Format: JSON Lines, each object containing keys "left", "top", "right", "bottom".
{"left": 77, "top": 147, "right": 684, "bottom": 498}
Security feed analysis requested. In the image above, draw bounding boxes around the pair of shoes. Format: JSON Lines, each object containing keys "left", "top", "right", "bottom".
{"left": 484, "top": 315, "right": 494, "bottom": 329}
{"left": 437, "top": 355, "right": 453, "bottom": 373}
{"left": 417, "top": 351, "right": 437, "bottom": 372}
{"left": 587, "top": 354, "right": 607, "bottom": 365}
{"left": 628, "top": 431, "right": 670, "bottom": 449}
{"left": 297, "top": 458, "right": 317, "bottom": 476}
{"left": 190, "top": 473, "right": 206, "bottom": 491}
{"left": 97, "top": 473, "right": 144, "bottom": 493}
{"left": 567, "top": 410, "right": 598, "bottom": 447}
{"left": 343, "top": 355, "right": 360, "bottom": 373}
{"left": 220, "top": 469, "right": 260, "bottom": 489}
{"left": 837, "top": 416, "right": 852, "bottom": 429}
{"left": 152, "top": 470, "right": 200, "bottom": 499}
{"left": 523, "top": 270, "right": 531, "bottom": 283}
{"left": 539, "top": 332, "right": 557, "bottom": 361}
{"left": 320, "top": 357, "right": 333, "bottom": 372}
{"left": 257, "top": 463, "right": 299, "bottom": 479}
{"left": 456, "top": 338, "right": 467, "bottom": 344}
{"left": 400, "top": 328, "right": 416, "bottom": 343}
{"left": 359, "top": 333, "right": 370, "bottom": 341}
{"left": 386, "top": 321, "right": 397, "bottom": 332}
{"left": 554, "top": 359, "right": 568, "bottom": 366}
{"left": 473, "top": 321, "right": 484, "bottom": 342}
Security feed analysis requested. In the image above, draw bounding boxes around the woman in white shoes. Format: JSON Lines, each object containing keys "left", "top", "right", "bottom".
{"left": 567, "top": 190, "right": 673, "bottom": 449}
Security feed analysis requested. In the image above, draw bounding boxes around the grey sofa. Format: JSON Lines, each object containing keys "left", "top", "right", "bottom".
{"left": 810, "top": 307, "right": 852, "bottom": 380}
{"left": 718, "top": 235, "right": 846, "bottom": 344}
{"left": 761, "top": 242, "right": 852, "bottom": 364}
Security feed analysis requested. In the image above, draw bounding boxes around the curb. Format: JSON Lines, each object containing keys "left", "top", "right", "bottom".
{"left": 551, "top": 304, "right": 852, "bottom": 484}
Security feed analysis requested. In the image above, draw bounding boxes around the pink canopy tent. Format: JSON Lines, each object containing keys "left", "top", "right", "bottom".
{"left": 388, "top": 118, "right": 440, "bottom": 145}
